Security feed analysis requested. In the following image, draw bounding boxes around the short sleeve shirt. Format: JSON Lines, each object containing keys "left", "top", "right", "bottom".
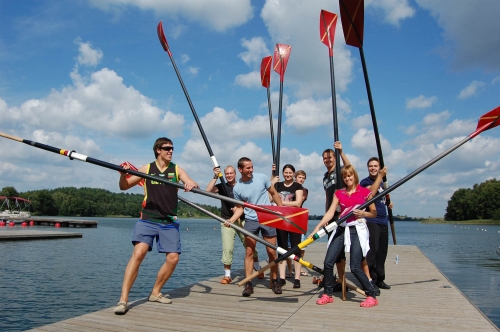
{"left": 360, "top": 176, "right": 388, "bottom": 225}
{"left": 334, "top": 185, "right": 371, "bottom": 224}
{"left": 233, "top": 173, "right": 271, "bottom": 222}
{"left": 274, "top": 181, "right": 303, "bottom": 203}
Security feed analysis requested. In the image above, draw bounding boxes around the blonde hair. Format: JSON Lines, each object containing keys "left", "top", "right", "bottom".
{"left": 341, "top": 165, "right": 359, "bottom": 187}
{"left": 295, "top": 170, "right": 306, "bottom": 179}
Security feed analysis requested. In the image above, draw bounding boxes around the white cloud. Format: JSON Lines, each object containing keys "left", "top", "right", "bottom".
{"left": 458, "top": 80, "right": 486, "bottom": 99}
{"left": 492, "top": 76, "right": 500, "bottom": 85}
{"left": 422, "top": 110, "right": 450, "bottom": 126}
{"left": 351, "top": 128, "right": 392, "bottom": 158}
{"left": 238, "top": 37, "right": 271, "bottom": 67}
{"left": 406, "top": 95, "right": 437, "bottom": 109}
{"left": 351, "top": 114, "right": 372, "bottom": 129}
{"left": 181, "top": 54, "right": 190, "bottom": 64}
{"left": 285, "top": 96, "right": 351, "bottom": 133}
{"left": 187, "top": 67, "right": 199, "bottom": 76}
{"left": 89, "top": 0, "right": 254, "bottom": 32}
{"left": 365, "top": 0, "right": 416, "bottom": 26}
{"left": 235, "top": 71, "right": 261, "bottom": 89}
{"left": 74, "top": 38, "right": 103, "bottom": 67}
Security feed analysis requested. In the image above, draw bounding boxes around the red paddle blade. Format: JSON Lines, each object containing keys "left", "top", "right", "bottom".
{"left": 273, "top": 44, "right": 292, "bottom": 82}
{"left": 256, "top": 206, "right": 309, "bottom": 234}
{"left": 339, "top": 0, "right": 364, "bottom": 48}
{"left": 260, "top": 56, "right": 273, "bottom": 88}
{"left": 120, "top": 161, "right": 145, "bottom": 187}
{"left": 157, "top": 21, "right": 172, "bottom": 56}
{"left": 471, "top": 106, "right": 500, "bottom": 138}
{"left": 320, "top": 10, "right": 338, "bottom": 56}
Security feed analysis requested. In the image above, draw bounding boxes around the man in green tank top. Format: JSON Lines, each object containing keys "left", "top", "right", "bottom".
{"left": 114, "top": 137, "right": 199, "bottom": 315}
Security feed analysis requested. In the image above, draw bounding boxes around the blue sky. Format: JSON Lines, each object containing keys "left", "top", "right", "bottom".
{"left": 1, "top": 0, "right": 499, "bottom": 218}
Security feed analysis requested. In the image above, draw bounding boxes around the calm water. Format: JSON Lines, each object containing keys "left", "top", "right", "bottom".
{"left": 0, "top": 219, "right": 499, "bottom": 331}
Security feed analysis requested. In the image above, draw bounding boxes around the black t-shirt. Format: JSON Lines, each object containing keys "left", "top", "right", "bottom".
{"left": 323, "top": 170, "right": 337, "bottom": 212}
{"left": 215, "top": 182, "right": 237, "bottom": 219}
{"left": 274, "top": 182, "right": 303, "bottom": 203}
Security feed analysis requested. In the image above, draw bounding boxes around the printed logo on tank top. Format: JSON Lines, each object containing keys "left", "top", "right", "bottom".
{"left": 323, "top": 172, "right": 336, "bottom": 190}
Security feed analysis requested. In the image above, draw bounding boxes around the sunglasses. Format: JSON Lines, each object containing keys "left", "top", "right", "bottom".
{"left": 159, "top": 146, "right": 174, "bottom": 152}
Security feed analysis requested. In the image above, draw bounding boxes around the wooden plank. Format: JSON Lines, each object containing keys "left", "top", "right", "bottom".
{"left": 0, "top": 229, "right": 82, "bottom": 241}
{"left": 29, "top": 245, "right": 499, "bottom": 332}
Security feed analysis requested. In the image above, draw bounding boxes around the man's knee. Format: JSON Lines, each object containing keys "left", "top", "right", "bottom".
{"left": 166, "top": 253, "right": 180, "bottom": 265}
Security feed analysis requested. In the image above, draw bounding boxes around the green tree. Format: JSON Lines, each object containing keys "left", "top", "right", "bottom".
{"left": 32, "top": 190, "right": 59, "bottom": 216}
{"left": 0, "top": 186, "right": 20, "bottom": 197}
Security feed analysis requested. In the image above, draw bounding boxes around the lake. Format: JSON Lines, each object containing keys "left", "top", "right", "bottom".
{"left": 0, "top": 218, "right": 499, "bottom": 331}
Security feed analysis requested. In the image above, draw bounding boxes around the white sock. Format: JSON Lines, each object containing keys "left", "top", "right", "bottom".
{"left": 253, "top": 262, "right": 260, "bottom": 271}
{"left": 225, "top": 270, "right": 231, "bottom": 277}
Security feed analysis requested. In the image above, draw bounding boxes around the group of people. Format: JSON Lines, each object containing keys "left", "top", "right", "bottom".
{"left": 113, "top": 137, "right": 392, "bottom": 314}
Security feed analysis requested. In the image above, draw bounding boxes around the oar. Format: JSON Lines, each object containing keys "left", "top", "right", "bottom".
{"left": 320, "top": 10, "right": 342, "bottom": 193}
{"left": 339, "top": 0, "right": 397, "bottom": 244}
{"left": 238, "top": 106, "right": 500, "bottom": 284}
{"left": 261, "top": 55, "right": 277, "bottom": 176}
{"left": 177, "top": 196, "right": 322, "bottom": 274}
{"left": 156, "top": 21, "right": 231, "bottom": 199}
{"left": 273, "top": 44, "right": 291, "bottom": 176}
{"left": 0, "top": 132, "right": 308, "bottom": 233}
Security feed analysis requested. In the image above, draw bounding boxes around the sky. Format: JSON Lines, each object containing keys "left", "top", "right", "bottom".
{"left": 0, "top": 0, "right": 499, "bottom": 218}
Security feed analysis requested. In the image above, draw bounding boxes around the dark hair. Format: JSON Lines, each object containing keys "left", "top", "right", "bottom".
{"left": 367, "top": 157, "right": 380, "bottom": 167}
{"left": 282, "top": 164, "right": 295, "bottom": 173}
{"left": 237, "top": 157, "right": 252, "bottom": 169}
{"left": 153, "top": 137, "right": 173, "bottom": 158}
{"left": 322, "top": 149, "right": 335, "bottom": 158}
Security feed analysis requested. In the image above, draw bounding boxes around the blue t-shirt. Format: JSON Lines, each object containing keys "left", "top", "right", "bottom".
{"left": 360, "top": 176, "right": 388, "bottom": 225}
{"left": 233, "top": 173, "right": 271, "bottom": 222}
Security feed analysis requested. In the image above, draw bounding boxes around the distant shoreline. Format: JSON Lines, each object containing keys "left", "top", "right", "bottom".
{"left": 421, "top": 219, "right": 500, "bottom": 225}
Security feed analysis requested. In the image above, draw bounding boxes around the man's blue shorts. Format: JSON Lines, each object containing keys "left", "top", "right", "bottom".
{"left": 243, "top": 219, "right": 277, "bottom": 237}
{"left": 132, "top": 220, "right": 181, "bottom": 253}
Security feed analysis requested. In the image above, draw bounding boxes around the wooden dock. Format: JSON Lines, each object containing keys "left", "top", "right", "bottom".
{"left": 0, "top": 229, "right": 82, "bottom": 241}
{"left": 2, "top": 217, "right": 97, "bottom": 228}
{"left": 29, "top": 245, "right": 499, "bottom": 331}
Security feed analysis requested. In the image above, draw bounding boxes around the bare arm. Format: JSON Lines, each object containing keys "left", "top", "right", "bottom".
{"left": 334, "top": 141, "right": 351, "bottom": 167}
{"left": 310, "top": 195, "right": 339, "bottom": 236}
{"left": 119, "top": 164, "right": 147, "bottom": 190}
{"left": 281, "top": 189, "right": 303, "bottom": 207}
{"left": 227, "top": 205, "right": 244, "bottom": 223}
{"left": 205, "top": 167, "right": 220, "bottom": 193}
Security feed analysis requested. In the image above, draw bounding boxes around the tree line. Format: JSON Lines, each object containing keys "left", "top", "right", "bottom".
{"left": 445, "top": 178, "right": 500, "bottom": 221}
{"left": 0, "top": 186, "right": 221, "bottom": 218}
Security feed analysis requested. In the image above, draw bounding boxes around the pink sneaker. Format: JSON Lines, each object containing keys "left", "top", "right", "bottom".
{"left": 360, "top": 296, "right": 378, "bottom": 307}
{"left": 316, "top": 294, "right": 334, "bottom": 305}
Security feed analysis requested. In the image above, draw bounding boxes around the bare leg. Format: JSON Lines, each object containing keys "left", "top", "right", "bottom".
{"left": 263, "top": 235, "right": 278, "bottom": 280}
{"left": 151, "top": 252, "right": 179, "bottom": 296}
{"left": 119, "top": 243, "right": 149, "bottom": 303}
{"left": 244, "top": 236, "right": 257, "bottom": 277}
{"left": 361, "top": 259, "right": 370, "bottom": 279}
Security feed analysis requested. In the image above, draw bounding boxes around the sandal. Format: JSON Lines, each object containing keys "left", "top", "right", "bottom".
{"left": 285, "top": 273, "right": 293, "bottom": 279}
{"left": 300, "top": 271, "right": 309, "bottom": 276}
{"left": 316, "top": 294, "right": 333, "bottom": 305}
{"left": 360, "top": 296, "right": 378, "bottom": 308}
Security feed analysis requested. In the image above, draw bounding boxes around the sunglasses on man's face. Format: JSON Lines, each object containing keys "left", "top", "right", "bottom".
{"left": 159, "top": 146, "right": 174, "bottom": 152}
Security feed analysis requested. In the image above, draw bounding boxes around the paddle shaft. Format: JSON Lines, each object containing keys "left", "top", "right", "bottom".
{"left": 157, "top": 22, "right": 230, "bottom": 198}
{"left": 339, "top": 0, "right": 397, "bottom": 244}
{"left": 266, "top": 85, "right": 277, "bottom": 177}
{"left": 275, "top": 79, "right": 284, "bottom": 176}
{"left": 178, "top": 196, "right": 323, "bottom": 273}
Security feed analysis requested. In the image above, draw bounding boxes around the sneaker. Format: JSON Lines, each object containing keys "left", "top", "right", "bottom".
{"left": 293, "top": 279, "right": 301, "bottom": 289}
{"left": 113, "top": 301, "right": 127, "bottom": 315}
{"left": 148, "top": 292, "right": 172, "bottom": 304}
{"left": 272, "top": 281, "right": 282, "bottom": 294}
{"left": 242, "top": 282, "right": 254, "bottom": 297}
{"left": 220, "top": 276, "right": 232, "bottom": 284}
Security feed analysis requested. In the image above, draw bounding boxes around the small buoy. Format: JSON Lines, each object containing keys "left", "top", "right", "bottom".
{"left": 21, "top": 221, "right": 28, "bottom": 227}
{"left": 55, "top": 222, "right": 61, "bottom": 228}
{"left": 8, "top": 221, "right": 15, "bottom": 227}
{"left": 29, "top": 220, "right": 35, "bottom": 226}
{"left": 0, "top": 221, "right": 6, "bottom": 227}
